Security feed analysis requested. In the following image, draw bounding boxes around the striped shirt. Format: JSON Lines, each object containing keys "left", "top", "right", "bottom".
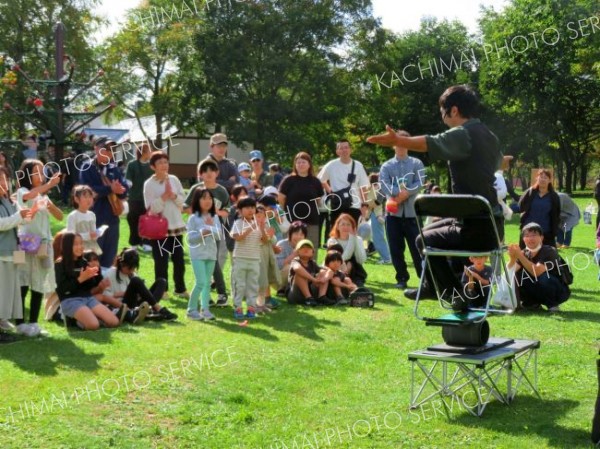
{"left": 232, "top": 218, "right": 262, "bottom": 260}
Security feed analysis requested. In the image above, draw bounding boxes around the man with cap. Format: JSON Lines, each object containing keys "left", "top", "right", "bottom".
{"left": 249, "top": 150, "right": 274, "bottom": 197}
{"left": 79, "top": 136, "right": 129, "bottom": 267}
{"left": 208, "top": 133, "right": 239, "bottom": 192}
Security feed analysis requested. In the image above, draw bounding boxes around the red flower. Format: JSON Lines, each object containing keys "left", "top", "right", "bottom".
{"left": 33, "top": 98, "right": 43, "bottom": 107}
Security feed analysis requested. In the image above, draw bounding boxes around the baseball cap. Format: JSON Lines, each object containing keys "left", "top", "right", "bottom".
{"left": 262, "top": 186, "right": 278, "bottom": 197}
{"left": 210, "top": 133, "right": 228, "bottom": 145}
{"left": 238, "top": 162, "right": 251, "bottom": 172}
{"left": 94, "top": 136, "right": 116, "bottom": 148}
{"left": 295, "top": 239, "right": 314, "bottom": 251}
{"left": 249, "top": 150, "right": 263, "bottom": 161}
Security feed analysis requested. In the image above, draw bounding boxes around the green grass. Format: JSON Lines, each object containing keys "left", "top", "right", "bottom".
{"left": 1, "top": 196, "right": 599, "bottom": 449}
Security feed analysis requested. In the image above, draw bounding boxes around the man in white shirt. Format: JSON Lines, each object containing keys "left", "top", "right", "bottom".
{"left": 318, "top": 140, "right": 369, "bottom": 226}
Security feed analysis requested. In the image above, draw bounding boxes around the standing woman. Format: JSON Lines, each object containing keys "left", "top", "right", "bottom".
{"left": 126, "top": 142, "right": 154, "bottom": 252}
{"left": 0, "top": 167, "right": 31, "bottom": 339}
{"left": 16, "top": 159, "right": 63, "bottom": 337}
{"left": 143, "top": 151, "right": 188, "bottom": 298}
{"left": 519, "top": 168, "right": 560, "bottom": 247}
{"left": 278, "top": 152, "right": 324, "bottom": 254}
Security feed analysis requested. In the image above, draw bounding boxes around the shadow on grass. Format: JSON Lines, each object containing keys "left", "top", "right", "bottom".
{"left": 1, "top": 335, "right": 104, "bottom": 376}
{"left": 454, "top": 397, "right": 588, "bottom": 447}
{"left": 257, "top": 308, "right": 342, "bottom": 341}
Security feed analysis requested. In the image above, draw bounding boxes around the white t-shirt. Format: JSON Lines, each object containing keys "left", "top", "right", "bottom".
{"left": 317, "top": 158, "right": 370, "bottom": 209}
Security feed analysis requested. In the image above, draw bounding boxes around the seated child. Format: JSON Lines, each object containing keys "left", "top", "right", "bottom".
{"left": 327, "top": 213, "right": 367, "bottom": 286}
{"left": 104, "top": 248, "right": 176, "bottom": 322}
{"left": 275, "top": 221, "right": 308, "bottom": 295}
{"left": 54, "top": 232, "right": 119, "bottom": 331}
{"left": 287, "top": 239, "right": 331, "bottom": 306}
{"left": 460, "top": 256, "right": 493, "bottom": 308}
{"left": 324, "top": 250, "right": 358, "bottom": 306}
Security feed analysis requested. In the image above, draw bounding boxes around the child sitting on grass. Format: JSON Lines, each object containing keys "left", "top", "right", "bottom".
{"left": 460, "top": 255, "right": 493, "bottom": 309}
{"left": 287, "top": 239, "right": 331, "bottom": 306}
{"left": 323, "top": 250, "right": 358, "bottom": 306}
{"left": 54, "top": 232, "right": 119, "bottom": 331}
{"left": 104, "top": 247, "right": 176, "bottom": 322}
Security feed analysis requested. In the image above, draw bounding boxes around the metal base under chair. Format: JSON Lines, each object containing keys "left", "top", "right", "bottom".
{"left": 408, "top": 338, "right": 541, "bottom": 417}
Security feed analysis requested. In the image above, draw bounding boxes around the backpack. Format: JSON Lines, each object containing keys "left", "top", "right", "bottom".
{"left": 557, "top": 255, "right": 573, "bottom": 285}
{"left": 349, "top": 287, "right": 375, "bottom": 308}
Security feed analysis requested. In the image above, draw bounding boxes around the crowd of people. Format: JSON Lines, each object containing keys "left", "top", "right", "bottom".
{"left": 0, "top": 84, "right": 597, "bottom": 340}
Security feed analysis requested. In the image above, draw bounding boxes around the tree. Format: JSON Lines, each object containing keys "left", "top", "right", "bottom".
{"left": 100, "top": 0, "right": 194, "bottom": 149}
{"left": 478, "top": 0, "right": 600, "bottom": 192}
{"left": 0, "top": 0, "right": 101, "bottom": 137}
{"left": 177, "top": 0, "right": 373, "bottom": 164}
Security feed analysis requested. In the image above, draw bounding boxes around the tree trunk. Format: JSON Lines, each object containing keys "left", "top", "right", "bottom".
{"left": 564, "top": 163, "right": 573, "bottom": 194}
{"left": 580, "top": 157, "right": 588, "bottom": 190}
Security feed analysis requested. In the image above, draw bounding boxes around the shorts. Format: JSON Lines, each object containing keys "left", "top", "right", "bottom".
{"left": 60, "top": 296, "right": 100, "bottom": 318}
{"left": 287, "top": 283, "right": 318, "bottom": 305}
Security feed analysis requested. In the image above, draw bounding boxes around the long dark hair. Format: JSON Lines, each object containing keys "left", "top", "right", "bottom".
{"left": 115, "top": 247, "right": 140, "bottom": 283}
{"left": 60, "top": 232, "right": 82, "bottom": 273}
{"left": 17, "top": 159, "right": 44, "bottom": 190}
{"left": 191, "top": 188, "right": 216, "bottom": 217}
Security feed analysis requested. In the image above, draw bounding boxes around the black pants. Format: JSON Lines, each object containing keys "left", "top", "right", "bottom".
{"left": 127, "top": 200, "right": 148, "bottom": 247}
{"left": 212, "top": 240, "right": 227, "bottom": 295}
{"left": 151, "top": 235, "right": 186, "bottom": 293}
{"left": 417, "top": 217, "right": 503, "bottom": 300}
{"left": 385, "top": 215, "right": 421, "bottom": 283}
{"left": 319, "top": 211, "right": 330, "bottom": 247}
{"left": 16, "top": 287, "right": 43, "bottom": 324}
{"left": 122, "top": 276, "right": 166, "bottom": 309}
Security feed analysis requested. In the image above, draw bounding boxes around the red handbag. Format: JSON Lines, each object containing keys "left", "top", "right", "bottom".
{"left": 138, "top": 210, "right": 169, "bottom": 240}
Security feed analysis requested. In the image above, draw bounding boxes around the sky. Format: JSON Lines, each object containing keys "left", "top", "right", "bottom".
{"left": 94, "top": 0, "right": 509, "bottom": 39}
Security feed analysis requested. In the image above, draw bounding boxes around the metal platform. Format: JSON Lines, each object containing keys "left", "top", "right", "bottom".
{"left": 408, "top": 338, "right": 541, "bottom": 416}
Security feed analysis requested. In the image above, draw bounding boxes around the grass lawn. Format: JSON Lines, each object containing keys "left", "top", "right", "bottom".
{"left": 1, "top": 196, "right": 599, "bottom": 449}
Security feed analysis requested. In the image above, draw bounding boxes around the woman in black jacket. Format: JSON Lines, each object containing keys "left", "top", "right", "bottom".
{"left": 518, "top": 169, "right": 560, "bottom": 247}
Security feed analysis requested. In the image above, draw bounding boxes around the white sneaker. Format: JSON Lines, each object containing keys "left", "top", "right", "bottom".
{"left": 549, "top": 306, "right": 561, "bottom": 312}
{"left": 200, "top": 310, "right": 215, "bottom": 321}
{"left": 28, "top": 323, "right": 42, "bottom": 336}
{"left": 140, "top": 244, "right": 152, "bottom": 252}
{"left": 187, "top": 310, "right": 202, "bottom": 321}
{"left": 16, "top": 323, "right": 37, "bottom": 337}
{"left": 0, "top": 319, "right": 15, "bottom": 331}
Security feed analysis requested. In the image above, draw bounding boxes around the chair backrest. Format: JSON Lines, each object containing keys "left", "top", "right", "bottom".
{"left": 414, "top": 194, "right": 494, "bottom": 220}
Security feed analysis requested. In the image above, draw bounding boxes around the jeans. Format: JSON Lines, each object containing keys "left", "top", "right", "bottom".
{"left": 385, "top": 215, "right": 421, "bottom": 283}
{"left": 190, "top": 259, "right": 216, "bottom": 311}
{"left": 556, "top": 229, "right": 573, "bottom": 246}
{"left": 97, "top": 222, "right": 120, "bottom": 268}
{"left": 370, "top": 211, "right": 391, "bottom": 262}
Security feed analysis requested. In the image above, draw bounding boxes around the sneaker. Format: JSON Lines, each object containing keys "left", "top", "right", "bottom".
{"left": 162, "top": 291, "right": 170, "bottom": 300}
{"left": 200, "top": 310, "right": 216, "bottom": 321}
{"left": 304, "top": 297, "right": 319, "bottom": 307}
{"left": 133, "top": 302, "right": 151, "bottom": 325}
{"left": 216, "top": 294, "right": 228, "bottom": 307}
{"left": 317, "top": 296, "right": 336, "bottom": 306}
{"left": 394, "top": 281, "right": 408, "bottom": 289}
{"left": 266, "top": 297, "right": 280, "bottom": 309}
{"left": 377, "top": 259, "right": 392, "bottom": 265}
{"left": 336, "top": 296, "right": 349, "bottom": 306}
{"left": 246, "top": 307, "right": 257, "bottom": 319}
{"left": 187, "top": 310, "right": 203, "bottom": 321}
{"left": 175, "top": 291, "right": 190, "bottom": 299}
{"left": 548, "top": 306, "right": 561, "bottom": 312}
{"left": 234, "top": 308, "right": 245, "bottom": 319}
{"left": 255, "top": 305, "right": 272, "bottom": 313}
{"left": 117, "top": 304, "right": 129, "bottom": 324}
{"left": 27, "top": 323, "right": 42, "bottom": 337}
{"left": 158, "top": 307, "right": 178, "bottom": 321}
{"left": 404, "top": 286, "right": 436, "bottom": 300}
{"left": 209, "top": 299, "right": 215, "bottom": 306}
{"left": 142, "top": 244, "right": 153, "bottom": 252}
{"left": 0, "top": 319, "right": 15, "bottom": 332}
{"left": 16, "top": 323, "right": 37, "bottom": 337}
